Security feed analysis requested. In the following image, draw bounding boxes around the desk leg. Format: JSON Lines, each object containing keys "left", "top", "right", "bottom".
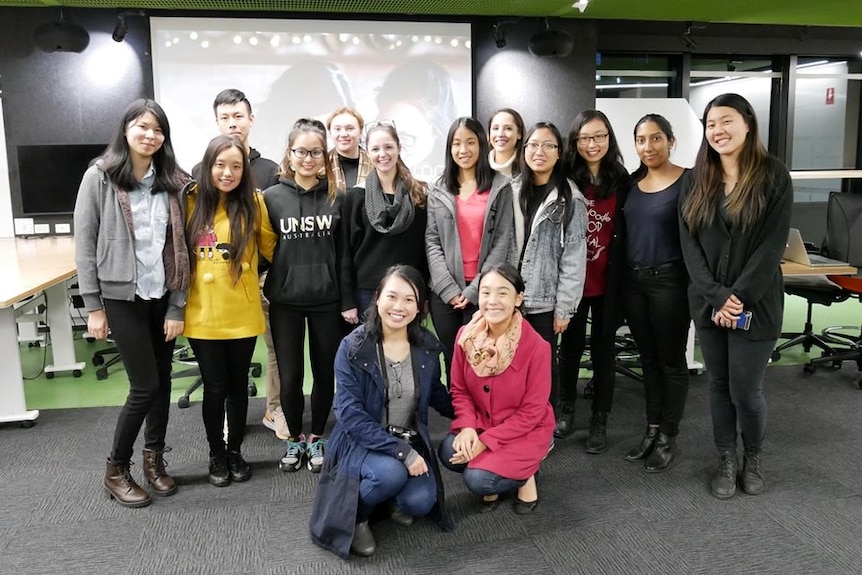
{"left": 686, "top": 321, "right": 704, "bottom": 373}
{"left": 44, "top": 283, "right": 86, "bottom": 377}
{"left": 0, "top": 306, "right": 39, "bottom": 425}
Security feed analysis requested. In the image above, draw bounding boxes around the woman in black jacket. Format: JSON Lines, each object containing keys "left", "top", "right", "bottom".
{"left": 679, "top": 93, "right": 792, "bottom": 500}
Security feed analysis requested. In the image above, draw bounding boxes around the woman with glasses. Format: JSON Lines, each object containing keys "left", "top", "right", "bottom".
{"left": 487, "top": 108, "right": 526, "bottom": 179}
{"left": 340, "top": 121, "right": 429, "bottom": 323}
{"left": 426, "top": 116, "right": 514, "bottom": 383}
{"left": 326, "top": 107, "right": 372, "bottom": 193}
{"left": 556, "top": 110, "right": 630, "bottom": 454}
{"left": 679, "top": 94, "right": 792, "bottom": 499}
{"left": 509, "top": 122, "right": 587, "bottom": 413}
{"left": 263, "top": 118, "right": 349, "bottom": 475}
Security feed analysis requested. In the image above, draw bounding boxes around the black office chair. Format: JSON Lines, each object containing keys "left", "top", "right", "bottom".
{"left": 582, "top": 321, "right": 643, "bottom": 399}
{"left": 92, "top": 346, "right": 123, "bottom": 380}
{"left": 771, "top": 276, "right": 849, "bottom": 363}
{"left": 173, "top": 345, "right": 261, "bottom": 408}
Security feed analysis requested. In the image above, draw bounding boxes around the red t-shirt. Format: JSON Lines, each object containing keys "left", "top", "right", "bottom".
{"left": 583, "top": 184, "right": 617, "bottom": 297}
{"left": 456, "top": 190, "right": 490, "bottom": 282}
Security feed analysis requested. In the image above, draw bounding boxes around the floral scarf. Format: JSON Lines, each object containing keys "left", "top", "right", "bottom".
{"left": 457, "top": 309, "right": 523, "bottom": 377}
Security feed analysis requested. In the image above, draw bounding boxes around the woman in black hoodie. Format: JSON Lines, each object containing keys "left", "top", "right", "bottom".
{"left": 263, "top": 118, "right": 349, "bottom": 475}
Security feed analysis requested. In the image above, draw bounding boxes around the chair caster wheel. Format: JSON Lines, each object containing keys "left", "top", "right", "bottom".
{"left": 178, "top": 396, "right": 191, "bottom": 409}
{"left": 45, "top": 371, "right": 54, "bottom": 379}
{"left": 21, "top": 420, "right": 36, "bottom": 429}
{"left": 770, "top": 351, "right": 781, "bottom": 362}
{"left": 92, "top": 355, "right": 104, "bottom": 366}
{"left": 583, "top": 379, "right": 595, "bottom": 400}
{"left": 73, "top": 370, "right": 82, "bottom": 378}
{"left": 96, "top": 368, "right": 108, "bottom": 380}
{"left": 247, "top": 381, "right": 258, "bottom": 397}
{"left": 251, "top": 366, "right": 262, "bottom": 377}
{"left": 803, "top": 364, "right": 817, "bottom": 375}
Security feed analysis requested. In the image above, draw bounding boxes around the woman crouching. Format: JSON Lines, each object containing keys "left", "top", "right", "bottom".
{"left": 310, "top": 265, "right": 455, "bottom": 559}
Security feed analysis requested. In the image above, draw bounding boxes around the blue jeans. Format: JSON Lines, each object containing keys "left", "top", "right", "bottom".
{"left": 358, "top": 451, "right": 437, "bottom": 518}
{"left": 438, "top": 433, "right": 526, "bottom": 496}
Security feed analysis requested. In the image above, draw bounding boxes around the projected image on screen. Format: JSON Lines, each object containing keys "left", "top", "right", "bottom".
{"left": 151, "top": 18, "right": 472, "bottom": 182}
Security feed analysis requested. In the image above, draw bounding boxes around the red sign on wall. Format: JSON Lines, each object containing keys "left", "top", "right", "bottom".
{"left": 826, "top": 87, "right": 835, "bottom": 105}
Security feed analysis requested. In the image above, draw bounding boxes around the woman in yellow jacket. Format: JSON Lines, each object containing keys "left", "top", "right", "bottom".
{"left": 185, "top": 134, "right": 277, "bottom": 487}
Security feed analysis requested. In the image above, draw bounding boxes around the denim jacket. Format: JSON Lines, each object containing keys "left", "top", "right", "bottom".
{"left": 511, "top": 177, "right": 587, "bottom": 320}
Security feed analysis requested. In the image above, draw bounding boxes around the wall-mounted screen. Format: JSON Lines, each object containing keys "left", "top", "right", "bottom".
{"left": 17, "top": 144, "right": 105, "bottom": 216}
{"left": 151, "top": 17, "right": 472, "bottom": 182}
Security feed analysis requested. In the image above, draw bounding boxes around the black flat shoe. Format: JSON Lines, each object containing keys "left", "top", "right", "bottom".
{"left": 513, "top": 497, "right": 539, "bottom": 514}
{"left": 644, "top": 433, "right": 674, "bottom": 473}
{"left": 480, "top": 495, "right": 500, "bottom": 513}
{"left": 624, "top": 426, "right": 659, "bottom": 462}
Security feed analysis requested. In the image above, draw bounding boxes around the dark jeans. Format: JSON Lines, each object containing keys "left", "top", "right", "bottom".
{"left": 697, "top": 327, "right": 776, "bottom": 452}
{"left": 269, "top": 303, "right": 346, "bottom": 437}
{"left": 558, "top": 295, "right": 616, "bottom": 414}
{"left": 357, "top": 451, "right": 437, "bottom": 520}
{"left": 525, "top": 311, "right": 559, "bottom": 410}
{"left": 623, "top": 262, "right": 690, "bottom": 436}
{"left": 104, "top": 296, "right": 175, "bottom": 463}
{"left": 438, "top": 433, "right": 526, "bottom": 496}
{"left": 188, "top": 337, "right": 257, "bottom": 456}
{"left": 429, "top": 292, "right": 478, "bottom": 385}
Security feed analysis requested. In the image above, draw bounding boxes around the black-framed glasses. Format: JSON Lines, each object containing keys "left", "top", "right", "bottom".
{"left": 291, "top": 148, "right": 325, "bottom": 159}
{"left": 576, "top": 133, "right": 609, "bottom": 146}
{"left": 525, "top": 142, "right": 559, "bottom": 153}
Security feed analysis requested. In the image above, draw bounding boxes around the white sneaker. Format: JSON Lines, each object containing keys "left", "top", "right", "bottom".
{"left": 262, "top": 409, "right": 276, "bottom": 431}
{"left": 271, "top": 406, "right": 290, "bottom": 440}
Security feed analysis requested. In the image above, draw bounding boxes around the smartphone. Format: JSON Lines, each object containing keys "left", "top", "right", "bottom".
{"left": 711, "top": 309, "right": 752, "bottom": 331}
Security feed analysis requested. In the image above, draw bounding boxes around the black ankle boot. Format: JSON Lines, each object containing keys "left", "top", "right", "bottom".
{"left": 351, "top": 521, "right": 376, "bottom": 556}
{"left": 710, "top": 451, "right": 738, "bottom": 499}
{"left": 741, "top": 448, "right": 765, "bottom": 495}
{"left": 553, "top": 401, "right": 576, "bottom": 439}
{"left": 208, "top": 455, "right": 230, "bottom": 487}
{"left": 584, "top": 412, "right": 608, "bottom": 454}
{"left": 644, "top": 433, "right": 674, "bottom": 473}
{"left": 624, "top": 426, "right": 659, "bottom": 462}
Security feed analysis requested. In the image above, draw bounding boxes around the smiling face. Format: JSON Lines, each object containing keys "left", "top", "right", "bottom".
{"left": 489, "top": 111, "right": 521, "bottom": 159}
{"left": 376, "top": 274, "right": 419, "bottom": 335}
{"left": 290, "top": 131, "right": 326, "bottom": 183}
{"left": 705, "top": 105, "right": 750, "bottom": 160}
{"left": 525, "top": 127, "right": 560, "bottom": 184}
{"left": 635, "top": 120, "right": 673, "bottom": 170}
{"left": 125, "top": 111, "right": 164, "bottom": 164}
{"left": 215, "top": 102, "right": 253, "bottom": 146}
{"left": 210, "top": 145, "right": 244, "bottom": 194}
{"left": 478, "top": 271, "right": 524, "bottom": 329}
{"left": 576, "top": 118, "right": 610, "bottom": 171}
{"left": 367, "top": 128, "right": 400, "bottom": 177}
{"left": 329, "top": 112, "right": 362, "bottom": 158}
{"left": 450, "top": 125, "right": 480, "bottom": 172}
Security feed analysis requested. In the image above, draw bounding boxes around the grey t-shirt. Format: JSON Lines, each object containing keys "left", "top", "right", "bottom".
{"left": 384, "top": 353, "right": 418, "bottom": 430}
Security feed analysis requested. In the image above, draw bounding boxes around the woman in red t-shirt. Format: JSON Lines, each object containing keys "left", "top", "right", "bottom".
{"left": 555, "top": 110, "right": 630, "bottom": 454}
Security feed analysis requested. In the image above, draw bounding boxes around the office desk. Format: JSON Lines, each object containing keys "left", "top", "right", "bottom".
{"left": 0, "top": 236, "right": 85, "bottom": 426}
{"left": 781, "top": 261, "right": 858, "bottom": 277}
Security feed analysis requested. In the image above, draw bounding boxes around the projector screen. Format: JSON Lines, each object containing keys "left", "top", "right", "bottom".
{"left": 151, "top": 17, "right": 472, "bottom": 182}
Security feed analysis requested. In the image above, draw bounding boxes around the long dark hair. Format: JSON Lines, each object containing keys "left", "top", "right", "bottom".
{"left": 630, "top": 113, "right": 676, "bottom": 183}
{"left": 365, "top": 123, "right": 427, "bottom": 208}
{"left": 564, "top": 109, "right": 628, "bottom": 199}
{"left": 520, "top": 122, "right": 572, "bottom": 230}
{"left": 364, "top": 265, "right": 429, "bottom": 347}
{"left": 682, "top": 93, "right": 771, "bottom": 234}
{"left": 440, "top": 117, "right": 494, "bottom": 194}
{"left": 99, "top": 98, "right": 185, "bottom": 193}
{"left": 487, "top": 108, "right": 526, "bottom": 176}
{"left": 279, "top": 118, "right": 338, "bottom": 203}
{"left": 186, "top": 135, "right": 260, "bottom": 283}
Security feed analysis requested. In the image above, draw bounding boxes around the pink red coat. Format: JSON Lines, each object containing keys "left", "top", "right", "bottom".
{"left": 449, "top": 319, "right": 555, "bottom": 480}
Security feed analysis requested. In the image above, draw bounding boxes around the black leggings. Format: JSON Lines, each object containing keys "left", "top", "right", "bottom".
{"left": 269, "top": 303, "right": 346, "bottom": 437}
{"left": 188, "top": 337, "right": 257, "bottom": 456}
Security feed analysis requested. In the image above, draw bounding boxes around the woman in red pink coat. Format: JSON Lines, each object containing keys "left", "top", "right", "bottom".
{"left": 438, "top": 262, "right": 555, "bottom": 514}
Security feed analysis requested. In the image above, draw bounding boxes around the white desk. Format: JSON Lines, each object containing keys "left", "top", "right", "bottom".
{"left": 0, "top": 236, "right": 84, "bottom": 426}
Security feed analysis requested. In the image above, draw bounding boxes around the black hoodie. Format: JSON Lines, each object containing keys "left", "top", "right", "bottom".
{"left": 263, "top": 176, "right": 345, "bottom": 310}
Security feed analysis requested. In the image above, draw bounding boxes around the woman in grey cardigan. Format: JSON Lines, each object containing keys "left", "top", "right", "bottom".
{"left": 510, "top": 122, "right": 587, "bottom": 413}
{"left": 425, "top": 116, "right": 514, "bottom": 383}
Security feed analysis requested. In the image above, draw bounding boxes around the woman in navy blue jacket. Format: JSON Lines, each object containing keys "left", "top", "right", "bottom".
{"left": 309, "top": 265, "right": 454, "bottom": 559}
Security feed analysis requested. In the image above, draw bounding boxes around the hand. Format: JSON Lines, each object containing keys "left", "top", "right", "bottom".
{"left": 712, "top": 309, "right": 737, "bottom": 330}
{"left": 342, "top": 308, "right": 359, "bottom": 325}
{"left": 164, "top": 319, "right": 184, "bottom": 341}
{"left": 553, "top": 317, "right": 570, "bottom": 334}
{"left": 450, "top": 428, "right": 486, "bottom": 462}
{"left": 406, "top": 455, "right": 429, "bottom": 477}
{"left": 451, "top": 295, "right": 469, "bottom": 310}
{"left": 721, "top": 294, "right": 744, "bottom": 316}
{"left": 87, "top": 310, "right": 109, "bottom": 341}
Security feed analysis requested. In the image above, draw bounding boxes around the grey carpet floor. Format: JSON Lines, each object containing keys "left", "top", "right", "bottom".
{"left": 2, "top": 364, "right": 862, "bottom": 575}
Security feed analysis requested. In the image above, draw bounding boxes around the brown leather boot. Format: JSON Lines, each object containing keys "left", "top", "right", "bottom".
{"left": 104, "top": 459, "right": 151, "bottom": 508}
{"left": 142, "top": 448, "right": 177, "bottom": 496}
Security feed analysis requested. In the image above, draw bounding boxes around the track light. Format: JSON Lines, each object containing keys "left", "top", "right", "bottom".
{"left": 492, "top": 23, "right": 506, "bottom": 49}
{"left": 112, "top": 15, "right": 128, "bottom": 42}
{"left": 33, "top": 9, "right": 90, "bottom": 53}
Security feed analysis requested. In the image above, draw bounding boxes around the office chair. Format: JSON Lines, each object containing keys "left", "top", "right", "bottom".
{"left": 582, "top": 322, "right": 643, "bottom": 399}
{"left": 173, "top": 345, "right": 261, "bottom": 408}
{"left": 92, "top": 346, "right": 123, "bottom": 380}
{"left": 771, "top": 276, "right": 849, "bottom": 363}
{"left": 803, "top": 192, "right": 862, "bottom": 386}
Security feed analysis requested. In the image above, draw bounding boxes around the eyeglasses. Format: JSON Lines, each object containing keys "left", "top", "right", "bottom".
{"left": 576, "top": 133, "right": 609, "bottom": 146}
{"left": 291, "top": 148, "right": 325, "bottom": 159}
{"left": 525, "top": 142, "right": 559, "bottom": 153}
{"left": 365, "top": 119, "right": 397, "bottom": 134}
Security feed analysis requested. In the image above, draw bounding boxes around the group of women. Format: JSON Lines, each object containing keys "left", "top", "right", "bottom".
{"left": 75, "top": 91, "right": 791, "bottom": 558}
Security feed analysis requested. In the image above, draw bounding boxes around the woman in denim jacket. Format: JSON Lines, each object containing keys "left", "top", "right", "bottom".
{"left": 510, "top": 122, "right": 587, "bottom": 413}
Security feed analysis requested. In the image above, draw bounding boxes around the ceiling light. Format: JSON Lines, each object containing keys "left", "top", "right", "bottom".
{"left": 492, "top": 23, "right": 506, "bottom": 49}
{"left": 111, "top": 15, "right": 127, "bottom": 43}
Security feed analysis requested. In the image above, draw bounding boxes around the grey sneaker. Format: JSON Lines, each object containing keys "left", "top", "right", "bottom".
{"left": 306, "top": 437, "right": 327, "bottom": 473}
{"left": 278, "top": 438, "right": 307, "bottom": 472}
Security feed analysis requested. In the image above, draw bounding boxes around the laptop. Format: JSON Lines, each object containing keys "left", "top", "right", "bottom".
{"left": 784, "top": 228, "right": 849, "bottom": 267}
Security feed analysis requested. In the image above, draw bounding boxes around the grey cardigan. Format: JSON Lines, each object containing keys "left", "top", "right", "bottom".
{"left": 425, "top": 173, "right": 514, "bottom": 305}
{"left": 511, "top": 176, "right": 587, "bottom": 319}
{"left": 73, "top": 164, "right": 188, "bottom": 321}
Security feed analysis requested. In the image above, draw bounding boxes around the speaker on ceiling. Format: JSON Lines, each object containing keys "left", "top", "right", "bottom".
{"left": 529, "top": 29, "right": 573, "bottom": 58}
{"left": 33, "top": 21, "right": 90, "bottom": 53}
